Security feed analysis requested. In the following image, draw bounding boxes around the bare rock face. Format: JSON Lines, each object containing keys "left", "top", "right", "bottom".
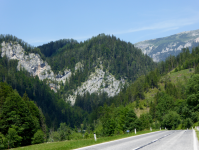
{"left": 1, "top": 41, "right": 125, "bottom": 105}
{"left": 1, "top": 41, "right": 71, "bottom": 91}
{"left": 66, "top": 68, "right": 125, "bottom": 105}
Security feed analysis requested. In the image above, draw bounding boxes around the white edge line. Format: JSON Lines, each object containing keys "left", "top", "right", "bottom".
{"left": 193, "top": 129, "right": 198, "bottom": 150}
{"left": 74, "top": 131, "right": 163, "bottom": 150}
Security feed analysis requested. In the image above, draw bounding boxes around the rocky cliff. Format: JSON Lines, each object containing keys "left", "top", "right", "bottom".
{"left": 134, "top": 29, "right": 199, "bottom": 62}
{"left": 1, "top": 41, "right": 125, "bottom": 104}
{"left": 67, "top": 67, "right": 125, "bottom": 105}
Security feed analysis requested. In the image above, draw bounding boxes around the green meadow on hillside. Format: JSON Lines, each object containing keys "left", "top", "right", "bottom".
{"left": 133, "top": 68, "right": 195, "bottom": 117}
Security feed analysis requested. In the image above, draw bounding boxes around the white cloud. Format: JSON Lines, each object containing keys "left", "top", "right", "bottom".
{"left": 112, "top": 15, "right": 199, "bottom": 35}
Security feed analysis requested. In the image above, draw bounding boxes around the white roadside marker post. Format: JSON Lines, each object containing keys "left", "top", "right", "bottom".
{"left": 94, "top": 133, "right": 97, "bottom": 141}
{"left": 160, "top": 127, "right": 161, "bottom": 130}
{"left": 135, "top": 128, "right": 136, "bottom": 134}
{"left": 150, "top": 127, "right": 152, "bottom": 131}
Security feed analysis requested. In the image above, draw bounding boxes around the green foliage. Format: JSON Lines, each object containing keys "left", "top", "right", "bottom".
{"left": 0, "top": 82, "right": 47, "bottom": 147}
{"left": 140, "top": 113, "right": 153, "bottom": 130}
{"left": 0, "top": 133, "right": 5, "bottom": 149}
{"left": 186, "top": 74, "right": 199, "bottom": 108}
{"left": 150, "top": 92, "right": 174, "bottom": 121}
{"left": 195, "top": 64, "right": 199, "bottom": 74}
{"left": 0, "top": 90, "right": 36, "bottom": 146}
{"left": 38, "top": 39, "right": 78, "bottom": 57}
{"left": 124, "top": 109, "right": 137, "bottom": 131}
{"left": 31, "top": 130, "right": 44, "bottom": 144}
{"left": 5, "top": 127, "right": 22, "bottom": 148}
{"left": 183, "top": 118, "right": 193, "bottom": 129}
{"left": 162, "top": 111, "right": 181, "bottom": 130}
{"left": 84, "top": 132, "right": 89, "bottom": 139}
{"left": 58, "top": 123, "right": 71, "bottom": 141}
{"left": 50, "top": 131, "right": 60, "bottom": 142}
{"left": 99, "top": 104, "right": 142, "bottom": 135}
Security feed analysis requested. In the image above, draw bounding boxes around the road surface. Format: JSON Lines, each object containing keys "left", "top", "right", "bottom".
{"left": 75, "top": 130, "right": 198, "bottom": 150}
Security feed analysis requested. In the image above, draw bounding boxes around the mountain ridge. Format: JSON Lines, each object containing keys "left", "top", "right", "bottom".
{"left": 134, "top": 29, "right": 199, "bottom": 62}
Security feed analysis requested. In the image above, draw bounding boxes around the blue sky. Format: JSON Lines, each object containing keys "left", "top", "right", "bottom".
{"left": 1, "top": 0, "right": 199, "bottom": 46}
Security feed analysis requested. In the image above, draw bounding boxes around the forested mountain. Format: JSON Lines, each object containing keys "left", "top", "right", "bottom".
{"left": 38, "top": 39, "right": 78, "bottom": 57}
{"left": 0, "top": 34, "right": 156, "bottom": 132}
{"left": 0, "top": 34, "right": 157, "bottom": 106}
{"left": 37, "top": 34, "right": 157, "bottom": 103}
{"left": 40, "top": 34, "right": 156, "bottom": 81}
{"left": 135, "top": 29, "right": 199, "bottom": 62}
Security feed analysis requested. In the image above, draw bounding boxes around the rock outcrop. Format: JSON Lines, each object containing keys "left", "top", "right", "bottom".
{"left": 66, "top": 68, "right": 125, "bottom": 105}
{"left": 1, "top": 41, "right": 71, "bottom": 91}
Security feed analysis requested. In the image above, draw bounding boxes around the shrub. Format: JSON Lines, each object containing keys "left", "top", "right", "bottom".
{"left": 84, "top": 132, "right": 89, "bottom": 139}
{"left": 0, "top": 133, "right": 5, "bottom": 149}
{"left": 31, "top": 130, "right": 44, "bottom": 144}
{"left": 162, "top": 111, "right": 181, "bottom": 130}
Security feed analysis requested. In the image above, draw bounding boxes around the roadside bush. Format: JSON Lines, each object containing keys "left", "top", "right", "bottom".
{"left": 84, "top": 132, "right": 89, "bottom": 139}
{"left": 70, "top": 132, "right": 83, "bottom": 140}
{"left": 184, "top": 118, "right": 193, "bottom": 129}
{"left": 48, "top": 131, "right": 60, "bottom": 142}
{"left": 32, "top": 130, "right": 44, "bottom": 144}
{"left": 162, "top": 111, "right": 181, "bottom": 130}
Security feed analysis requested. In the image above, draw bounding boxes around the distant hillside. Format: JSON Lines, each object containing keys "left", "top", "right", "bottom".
{"left": 135, "top": 29, "right": 199, "bottom": 62}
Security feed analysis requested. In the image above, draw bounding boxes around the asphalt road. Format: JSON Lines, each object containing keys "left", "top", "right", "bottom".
{"left": 75, "top": 130, "right": 198, "bottom": 150}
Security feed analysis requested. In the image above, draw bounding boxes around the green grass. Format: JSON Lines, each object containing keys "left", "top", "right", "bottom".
{"left": 164, "top": 68, "right": 194, "bottom": 85}
{"left": 12, "top": 130, "right": 160, "bottom": 150}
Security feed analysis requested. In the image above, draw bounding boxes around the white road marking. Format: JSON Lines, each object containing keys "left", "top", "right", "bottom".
{"left": 132, "top": 132, "right": 174, "bottom": 150}
{"left": 193, "top": 129, "right": 198, "bottom": 150}
{"left": 74, "top": 131, "right": 162, "bottom": 150}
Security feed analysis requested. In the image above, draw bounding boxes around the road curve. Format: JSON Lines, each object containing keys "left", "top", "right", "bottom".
{"left": 74, "top": 130, "right": 198, "bottom": 150}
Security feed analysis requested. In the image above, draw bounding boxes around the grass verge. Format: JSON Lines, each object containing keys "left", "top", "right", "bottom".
{"left": 195, "top": 129, "right": 199, "bottom": 141}
{"left": 12, "top": 130, "right": 160, "bottom": 150}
